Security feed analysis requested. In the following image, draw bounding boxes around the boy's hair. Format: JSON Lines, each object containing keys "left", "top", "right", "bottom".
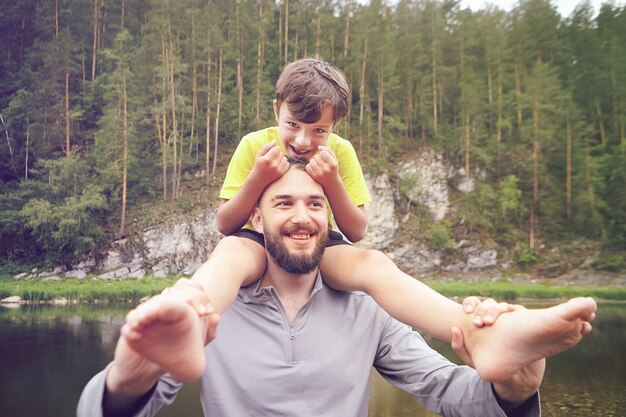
{"left": 275, "top": 57, "right": 350, "bottom": 125}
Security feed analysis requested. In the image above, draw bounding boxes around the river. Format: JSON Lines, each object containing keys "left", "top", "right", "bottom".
{"left": 1, "top": 302, "right": 624, "bottom": 417}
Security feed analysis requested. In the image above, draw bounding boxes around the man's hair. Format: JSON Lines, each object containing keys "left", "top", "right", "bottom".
{"left": 275, "top": 57, "right": 350, "bottom": 125}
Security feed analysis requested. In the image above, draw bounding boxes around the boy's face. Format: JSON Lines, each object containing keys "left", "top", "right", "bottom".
{"left": 273, "top": 101, "right": 335, "bottom": 160}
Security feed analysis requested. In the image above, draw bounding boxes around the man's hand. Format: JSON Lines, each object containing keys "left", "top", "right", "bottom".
{"left": 306, "top": 146, "right": 340, "bottom": 189}
{"left": 251, "top": 141, "right": 289, "bottom": 185}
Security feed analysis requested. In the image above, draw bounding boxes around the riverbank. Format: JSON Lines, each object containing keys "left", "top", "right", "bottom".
{"left": 1, "top": 275, "right": 625, "bottom": 304}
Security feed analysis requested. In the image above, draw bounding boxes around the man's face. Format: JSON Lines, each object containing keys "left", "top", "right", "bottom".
{"left": 274, "top": 101, "right": 335, "bottom": 160}
{"left": 254, "top": 167, "right": 329, "bottom": 274}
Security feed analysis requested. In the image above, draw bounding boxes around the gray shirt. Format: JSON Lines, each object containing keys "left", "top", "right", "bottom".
{"left": 77, "top": 274, "right": 540, "bottom": 417}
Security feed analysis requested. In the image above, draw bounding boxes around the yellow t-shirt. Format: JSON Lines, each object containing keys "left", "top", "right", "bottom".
{"left": 220, "top": 126, "right": 371, "bottom": 230}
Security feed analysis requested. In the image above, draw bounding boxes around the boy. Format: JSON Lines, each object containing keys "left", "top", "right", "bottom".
{"left": 193, "top": 57, "right": 508, "bottom": 344}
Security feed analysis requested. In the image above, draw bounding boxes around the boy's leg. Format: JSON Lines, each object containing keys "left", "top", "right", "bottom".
{"left": 121, "top": 280, "right": 220, "bottom": 382}
{"left": 192, "top": 235, "right": 266, "bottom": 314}
{"left": 320, "top": 245, "right": 469, "bottom": 341}
{"left": 457, "top": 297, "right": 596, "bottom": 382}
{"left": 320, "top": 245, "right": 596, "bottom": 382}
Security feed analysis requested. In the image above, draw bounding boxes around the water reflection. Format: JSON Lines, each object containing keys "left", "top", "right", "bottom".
{"left": 1, "top": 303, "right": 624, "bottom": 417}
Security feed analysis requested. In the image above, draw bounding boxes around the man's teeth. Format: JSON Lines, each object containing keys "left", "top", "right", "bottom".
{"left": 290, "top": 234, "right": 310, "bottom": 240}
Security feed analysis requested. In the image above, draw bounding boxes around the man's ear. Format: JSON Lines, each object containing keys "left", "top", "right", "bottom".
{"left": 251, "top": 207, "right": 264, "bottom": 234}
{"left": 273, "top": 99, "right": 280, "bottom": 123}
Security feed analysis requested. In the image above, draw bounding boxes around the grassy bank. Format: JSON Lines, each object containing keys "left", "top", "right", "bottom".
{"left": 1, "top": 275, "right": 625, "bottom": 303}
{"left": 0, "top": 276, "right": 178, "bottom": 304}
{"left": 426, "top": 281, "right": 626, "bottom": 302}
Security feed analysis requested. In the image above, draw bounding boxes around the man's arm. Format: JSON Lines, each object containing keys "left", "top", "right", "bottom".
{"left": 374, "top": 314, "right": 540, "bottom": 417}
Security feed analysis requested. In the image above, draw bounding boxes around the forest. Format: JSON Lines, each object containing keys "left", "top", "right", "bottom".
{"left": 0, "top": 0, "right": 624, "bottom": 271}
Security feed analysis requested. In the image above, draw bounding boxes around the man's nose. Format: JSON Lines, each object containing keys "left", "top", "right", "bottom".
{"left": 290, "top": 202, "right": 310, "bottom": 224}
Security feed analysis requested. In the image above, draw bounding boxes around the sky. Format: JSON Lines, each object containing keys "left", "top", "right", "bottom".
{"left": 458, "top": 0, "right": 623, "bottom": 17}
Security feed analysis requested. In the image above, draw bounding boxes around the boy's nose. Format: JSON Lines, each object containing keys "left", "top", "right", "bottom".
{"left": 294, "top": 131, "right": 311, "bottom": 148}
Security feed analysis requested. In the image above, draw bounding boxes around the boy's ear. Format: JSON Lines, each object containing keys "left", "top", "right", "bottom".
{"left": 251, "top": 207, "right": 264, "bottom": 234}
{"left": 273, "top": 99, "right": 280, "bottom": 123}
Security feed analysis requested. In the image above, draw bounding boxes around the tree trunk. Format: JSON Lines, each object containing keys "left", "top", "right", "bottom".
{"left": 596, "top": 100, "right": 606, "bottom": 145}
{"left": 65, "top": 70, "right": 70, "bottom": 158}
{"left": 121, "top": 0, "right": 125, "bottom": 30}
{"left": 315, "top": 0, "right": 321, "bottom": 56}
{"left": 212, "top": 48, "right": 223, "bottom": 176}
{"left": 25, "top": 115, "right": 30, "bottom": 179}
{"left": 55, "top": 0, "right": 59, "bottom": 36}
{"left": 530, "top": 91, "right": 540, "bottom": 249}
{"left": 515, "top": 59, "right": 523, "bottom": 129}
{"left": 278, "top": 1, "right": 282, "bottom": 65}
{"left": 160, "top": 37, "right": 168, "bottom": 199}
{"left": 255, "top": 0, "right": 264, "bottom": 124}
{"left": 343, "top": 5, "right": 350, "bottom": 59}
{"left": 117, "top": 74, "right": 128, "bottom": 239}
{"left": 566, "top": 119, "right": 572, "bottom": 221}
{"left": 205, "top": 39, "right": 212, "bottom": 188}
{"left": 583, "top": 137, "right": 602, "bottom": 236}
{"left": 377, "top": 68, "right": 384, "bottom": 159}
{"left": 189, "top": 14, "right": 198, "bottom": 162}
{"left": 497, "top": 61, "right": 503, "bottom": 144}
{"left": 486, "top": 56, "right": 493, "bottom": 133}
{"left": 619, "top": 97, "right": 626, "bottom": 169}
{"left": 0, "top": 115, "right": 18, "bottom": 178}
{"left": 431, "top": 26, "right": 438, "bottom": 137}
{"left": 168, "top": 35, "right": 178, "bottom": 212}
{"left": 236, "top": 0, "right": 243, "bottom": 137}
{"left": 92, "top": 0, "right": 98, "bottom": 81}
{"left": 358, "top": 38, "right": 367, "bottom": 155}
{"left": 284, "top": 0, "right": 289, "bottom": 65}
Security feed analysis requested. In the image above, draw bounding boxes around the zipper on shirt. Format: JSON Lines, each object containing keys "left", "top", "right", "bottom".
{"left": 268, "top": 289, "right": 300, "bottom": 364}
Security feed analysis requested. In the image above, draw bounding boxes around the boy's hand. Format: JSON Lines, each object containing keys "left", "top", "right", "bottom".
{"left": 252, "top": 140, "right": 289, "bottom": 185}
{"left": 306, "top": 146, "right": 340, "bottom": 188}
{"left": 462, "top": 296, "right": 522, "bottom": 327}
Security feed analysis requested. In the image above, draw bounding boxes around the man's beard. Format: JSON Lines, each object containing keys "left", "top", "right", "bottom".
{"left": 264, "top": 224, "right": 328, "bottom": 274}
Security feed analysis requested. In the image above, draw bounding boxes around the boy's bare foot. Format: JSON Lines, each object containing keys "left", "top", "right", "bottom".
{"left": 121, "top": 294, "right": 213, "bottom": 382}
{"left": 459, "top": 297, "right": 596, "bottom": 383}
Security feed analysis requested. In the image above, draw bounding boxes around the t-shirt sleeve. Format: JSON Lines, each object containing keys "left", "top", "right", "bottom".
{"left": 76, "top": 363, "right": 184, "bottom": 417}
{"left": 219, "top": 136, "right": 257, "bottom": 200}
{"left": 333, "top": 139, "right": 371, "bottom": 207}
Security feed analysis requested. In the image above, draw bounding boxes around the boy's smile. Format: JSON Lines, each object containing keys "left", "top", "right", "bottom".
{"left": 274, "top": 101, "right": 335, "bottom": 160}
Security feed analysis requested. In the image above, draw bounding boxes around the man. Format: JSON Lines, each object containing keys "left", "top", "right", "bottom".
{"left": 78, "top": 159, "right": 596, "bottom": 417}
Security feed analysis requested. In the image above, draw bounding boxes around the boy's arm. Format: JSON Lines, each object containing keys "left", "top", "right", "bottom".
{"left": 306, "top": 146, "right": 367, "bottom": 242}
{"left": 216, "top": 141, "right": 289, "bottom": 235}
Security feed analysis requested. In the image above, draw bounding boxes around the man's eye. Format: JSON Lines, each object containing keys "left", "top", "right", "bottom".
{"left": 277, "top": 201, "right": 291, "bottom": 207}
{"left": 310, "top": 201, "right": 323, "bottom": 208}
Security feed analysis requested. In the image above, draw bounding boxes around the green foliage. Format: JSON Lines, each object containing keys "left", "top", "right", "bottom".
{"left": 424, "top": 221, "right": 456, "bottom": 250}
{"left": 0, "top": 0, "right": 625, "bottom": 271}
{"left": 515, "top": 242, "right": 539, "bottom": 268}
{"left": 591, "top": 251, "right": 626, "bottom": 272}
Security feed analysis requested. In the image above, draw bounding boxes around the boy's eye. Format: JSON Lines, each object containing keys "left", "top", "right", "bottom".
{"left": 313, "top": 128, "right": 326, "bottom": 134}
{"left": 287, "top": 121, "right": 298, "bottom": 128}
{"left": 309, "top": 201, "right": 324, "bottom": 208}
